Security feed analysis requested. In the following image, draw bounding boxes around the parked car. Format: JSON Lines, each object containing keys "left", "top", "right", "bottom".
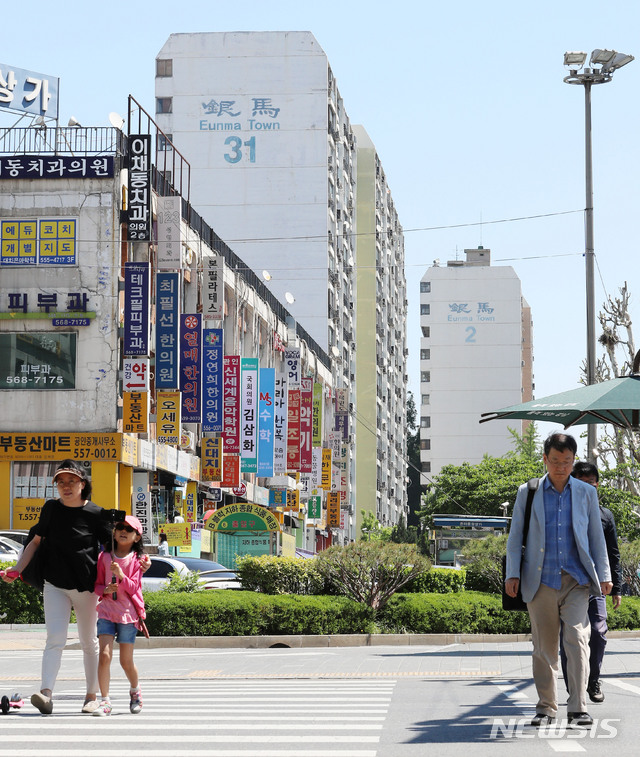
{"left": 0, "top": 530, "right": 28, "bottom": 547}
{"left": 0, "top": 536, "right": 23, "bottom": 559}
{"left": 141, "top": 555, "right": 242, "bottom": 592}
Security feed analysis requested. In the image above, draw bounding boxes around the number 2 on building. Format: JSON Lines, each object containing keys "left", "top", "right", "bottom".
{"left": 465, "top": 326, "right": 476, "bottom": 343}
{"left": 224, "top": 136, "right": 256, "bottom": 164}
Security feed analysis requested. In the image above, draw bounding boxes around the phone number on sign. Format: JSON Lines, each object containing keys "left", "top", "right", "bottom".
{"left": 5, "top": 376, "right": 64, "bottom": 384}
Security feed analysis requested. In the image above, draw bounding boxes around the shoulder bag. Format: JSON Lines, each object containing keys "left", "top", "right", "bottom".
{"left": 502, "top": 478, "right": 539, "bottom": 611}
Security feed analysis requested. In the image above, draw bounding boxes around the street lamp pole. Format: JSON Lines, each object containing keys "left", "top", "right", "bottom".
{"left": 563, "top": 49, "right": 634, "bottom": 462}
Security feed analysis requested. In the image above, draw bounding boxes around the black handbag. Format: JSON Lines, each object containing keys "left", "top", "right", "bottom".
{"left": 19, "top": 525, "right": 46, "bottom": 591}
{"left": 502, "top": 478, "right": 539, "bottom": 611}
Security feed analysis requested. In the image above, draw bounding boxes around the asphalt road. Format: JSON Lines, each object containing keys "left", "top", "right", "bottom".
{"left": 1, "top": 638, "right": 639, "bottom": 756}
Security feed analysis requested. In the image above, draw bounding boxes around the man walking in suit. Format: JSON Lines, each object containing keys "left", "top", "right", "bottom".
{"left": 505, "top": 433, "right": 612, "bottom": 728}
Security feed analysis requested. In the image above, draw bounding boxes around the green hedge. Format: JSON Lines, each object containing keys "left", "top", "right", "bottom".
{"left": 143, "top": 590, "right": 374, "bottom": 636}
{"left": 0, "top": 561, "right": 45, "bottom": 623}
{"left": 404, "top": 567, "right": 466, "bottom": 594}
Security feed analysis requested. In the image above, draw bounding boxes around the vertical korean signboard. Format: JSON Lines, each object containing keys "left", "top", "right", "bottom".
{"left": 287, "top": 386, "right": 301, "bottom": 472}
{"left": 202, "top": 437, "right": 223, "bottom": 482}
{"left": 327, "top": 491, "right": 341, "bottom": 528}
{"left": 257, "top": 368, "right": 275, "bottom": 477}
{"left": 204, "top": 254, "right": 224, "bottom": 319}
{"left": 127, "top": 135, "right": 151, "bottom": 241}
{"left": 300, "top": 378, "right": 313, "bottom": 473}
{"left": 123, "top": 262, "right": 149, "bottom": 356}
{"left": 157, "top": 391, "right": 180, "bottom": 445}
{"left": 273, "top": 372, "right": 288, "bottom": 474}
{"left": 123, "top": 358, "right": 149, "bottom": 434}
{"left": 202, "top": 328, "right": 223, "bottom": 433}
{"left": 223, "top": 356, "right": 240, "bottom": 454}
{"left": 155, "top": 273, "right": 180, "bottom": 389}
{"left": 156, "top": 195, "right": 182, "bottom": 268}
{"left": 180, "top": 314, "right": 202, "bottom": 423}
{"left": 240, "top": 358, "right": 258, "bottom": 473}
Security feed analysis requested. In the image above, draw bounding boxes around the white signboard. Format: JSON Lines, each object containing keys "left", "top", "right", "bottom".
{"left": 157, "top": 196, "right": 182, "bottom": 269}
{"left": 203, "top": 254, "right": 224, "bottom": 319}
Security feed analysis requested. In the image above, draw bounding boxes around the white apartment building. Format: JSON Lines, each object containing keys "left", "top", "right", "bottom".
{"left": 419, "top": 248, "right": 533, "bottom": 478}
{"left": 155, "top": 31, "right": 407, "bottom": 534}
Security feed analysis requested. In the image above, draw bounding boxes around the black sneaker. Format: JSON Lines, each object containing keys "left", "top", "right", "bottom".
{"left": 568, "top": 712, "right": 593, "bottom": 728}
{"left": 531, "top": 713, "right": 555, "bottom": 727}
{"left": 587, "top": 680, "right": 604, "bottom": 703}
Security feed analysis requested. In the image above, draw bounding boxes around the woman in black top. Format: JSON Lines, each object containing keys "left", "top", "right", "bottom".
{"left": 2, "top": 459, "right": 112, "bottom": 715}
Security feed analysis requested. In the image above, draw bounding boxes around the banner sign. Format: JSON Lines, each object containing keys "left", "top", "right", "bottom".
{"left": 223, "top": 356, "right": 240, "bottom": 454}
{"left": 179, "top": 314, "right": 202, "bottom": 423}
{"left": 335, "top": 412, "right": 349, "bottom": 441}
{"left": 327, "top": 491, "right": 341, "bottom": 528}
{"left": 312, "top": 447, "right": 323, "bottom": 488}
{"left": 132, "top": 472, "right": 152, "bottom": 545}
{"left": 321, "top": 447, "right": 332, "bottom": 490}
{"left": 257, "top": 368, "right": 275, "bottom": 477}
{"left": 268, "top": 488, "right": 287, "bottom": 507}
{"left": 123, "top": 262, "right": 149, "bottom": 356}
{"left": 335, "top": 388, "right": 349, "bottom": 413}
{"left": 300, "top": 378, "right": 313, "bottom": 474}
{"left": 221, "top": 453, "right": 240, "bottom": 488}
{"left": 204, "top": 254, "right": 224, "bottom": 319}
{"left": 157, "top": 195, "right": 182, "bottom": 269}
{"left": 285, "top": 348, "right": 300, "bottom": 389}
{"left": 0, "top": 156, "right": 113, "bottom": 180}
{"left": 0, "top": 63, "right": 59, "bottom": 118}
{"left": 127, "top": 135, "right": 151, "bottom": 241}
{"left": 286, "top": 388, "right": 301, "bottom": 472}
{"left": 156, "top": 391, "right": 181, "bottom": 445}
{"left": 202, "top": 437, "right": 223, "bottom": 482}
{"left": 273, "top": 372, "right": 288, "bottom": 474}
{"left": 307, "top": 495, "right": 322, "bottom": 520}
{"left": 202, "top": 328, "right": 223, "bottom": 433}
{"left": 240, "top": 358, "right": 258, "bottom": 473}
{"left": 155, "top": 273, "right": 180, "bottom": 389}
{"left": 123, "top": 391, "right": 148, "bottom": 434}
{"left": 185, "top": 481, "right": 197, "bottom": 523}
{"left": 312, "top": 383, "right": 323, "bottom": 447}
{"left": 205, "top": 502, "right": 281, "bottom": 533}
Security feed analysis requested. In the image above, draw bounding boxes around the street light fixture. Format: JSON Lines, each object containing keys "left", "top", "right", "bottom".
{"left": 563, "top": 48, "right": 634, "bottom": 462}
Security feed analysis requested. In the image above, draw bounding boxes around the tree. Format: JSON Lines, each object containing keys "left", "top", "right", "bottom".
{"left": 418, "top": 455, "right": 543, "bottom": 527}
{"left": 506, "top": 423, "right": 543, "bottom": 463}
{"left": 315, "top": 541, "right": 430, "bottom": 612}
{"left": 359, "top": 510, "right": 390, "bottom": 541}
{"left": 406, "top": 391, "right": 423, "bottom": 528}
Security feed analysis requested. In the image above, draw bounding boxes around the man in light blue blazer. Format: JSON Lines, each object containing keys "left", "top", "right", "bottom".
{"left": 505, "top": 433, "right": 611, "bottom": 728}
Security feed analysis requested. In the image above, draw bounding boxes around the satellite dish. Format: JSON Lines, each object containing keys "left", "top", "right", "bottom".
{"left": 68, "top": 116, "right": 82, "bottom": 127}
{"left": 109, "top": 112, "right": 125, "bottom": 129}
{"left": 285, "top": 292, "right": 295, "bottom": 305}
{"left": 262, "top": 270, "right": 272, "bottom": 281}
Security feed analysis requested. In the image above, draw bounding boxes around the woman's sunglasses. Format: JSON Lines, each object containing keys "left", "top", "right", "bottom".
{"left": 115, "top": 523, "right": 136, "bottom": 533}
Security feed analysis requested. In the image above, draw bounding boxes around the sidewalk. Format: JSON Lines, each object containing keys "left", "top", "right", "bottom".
{"left": 2, "top": 624, "right": 640, "bottom": 651}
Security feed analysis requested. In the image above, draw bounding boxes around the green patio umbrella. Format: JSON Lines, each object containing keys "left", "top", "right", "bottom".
{"left": 480, "top": 352, "right": 640, "bottom": 431}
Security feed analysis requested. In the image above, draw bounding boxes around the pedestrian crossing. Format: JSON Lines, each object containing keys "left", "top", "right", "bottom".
{"left": 0, "top": 678, "right": 396, "bottom": 756}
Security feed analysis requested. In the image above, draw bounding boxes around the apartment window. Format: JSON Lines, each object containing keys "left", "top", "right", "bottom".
{"left": 158, "top": 133, "right": 173, "bottom": 151}
{"left": 420, "top": 416, "right": 430, "bottom": 429}
{"left": 421, "top": 394, "right": 430, "bottom": 405}
{"left": 156, "top": 97, "right": 173, "bottom": 114}
{"left": 420, "top": 439, "right": 431, "bottom": 450}
{"left": 422, "top": 326, "right": 430, "bottom": 338}
{"left": 421, "top": 371, "right": 430, "bottom": 383}
{"left": 422, "top": 462, "right": 431, "bottom": 473}
{"left": 156, "top": 59, "right": 173, "bottom": 77}
{"left": 420, "top": 281, "right": 431, "bottom": 293}
{"left": 420, "top": 349, "right": 430, "bottom": 360}
{"left": 420, "top": 304, "right": 430, "bottom": 316}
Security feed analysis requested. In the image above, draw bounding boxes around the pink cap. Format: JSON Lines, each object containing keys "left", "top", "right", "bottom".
{"left": 124, "top": 515, "right": 143, "bottom": 535}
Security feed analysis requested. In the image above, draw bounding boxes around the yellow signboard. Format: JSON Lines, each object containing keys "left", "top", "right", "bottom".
{"left": 327, "top": 491, "right": 341, "bottom": 528}
{"left": 159, "top": 522, "right": 192, "bottom": 547}
{"left": 11, "top": 499, "right": 43, "bottom": 528}
{"left": 202, "top": 437, "right": 223, "bottom": 481}
{"left": 0, "top": 433, "right": 125, "bottom": 461}
{"left": 123, "top": 391, "right": 148, "bottom": 434}
{"left": 157, "top": 391, "right": 180, "bottom": 445}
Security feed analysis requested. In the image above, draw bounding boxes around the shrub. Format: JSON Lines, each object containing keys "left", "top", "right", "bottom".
{"left": 620, "top": 540, "right": 640, "bottom": 596}
{"left": 315, "top": 541, "right": 430, "bottom": 611}
{"left": 461, "top": 534, "right": 507, "bottom": 593}
{"left": 0, "top": 560, "right": 45, "bottom": 623}
{"left": 404, "top": 567, "right": 466, "bottom": 594}
{"left": 143, "top": 590, "right": 375, "bottom": 636}
{"left": 235, "top": 555, "right": 327, "bottom": 595}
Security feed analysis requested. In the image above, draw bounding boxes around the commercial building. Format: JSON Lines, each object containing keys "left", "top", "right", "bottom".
{"left": 0, "top": 79, "right": 337, "bottom": 562}
{"left": 419, "top": 248, "right": 533, "bottom": 478}
{"left": 154, "top": 32, "right": 408, "bottom": 535}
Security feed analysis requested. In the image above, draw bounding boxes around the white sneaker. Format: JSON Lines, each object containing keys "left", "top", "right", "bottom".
{"left": 92, "top": 700, "right": 112, "bottom": 717}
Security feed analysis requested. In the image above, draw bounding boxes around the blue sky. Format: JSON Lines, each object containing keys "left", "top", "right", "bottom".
{"left": 3, "top": 0, "right": 640, "bottom": 454}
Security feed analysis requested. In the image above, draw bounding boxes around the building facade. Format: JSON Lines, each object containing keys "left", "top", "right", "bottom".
{"left": 353, "top": 126, "right": 407, "bottom": 529}
{"left": 155, "top": 32, "right": 408, "bottom": 535}
{"left": 419, "top": 248, "right": 533, "bottom": 478}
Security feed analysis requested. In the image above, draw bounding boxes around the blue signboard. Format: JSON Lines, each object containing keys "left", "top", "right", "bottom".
{"left": 202, "top": 328, "right": 223, "bottom": 433}
{"left": 257, "top": 368, "right": 275, "bottom": 477}
{"left": 0, "top": 64, "right": 59, "bottom": 118}
{"left": 180, "top": 314, "right": 202, "bottom": 423}
{"left": 155, "top": 273, "right": 180, "bottom": 389}
{"left": 123, "top": 262, "right": 149, "bottom": 356}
